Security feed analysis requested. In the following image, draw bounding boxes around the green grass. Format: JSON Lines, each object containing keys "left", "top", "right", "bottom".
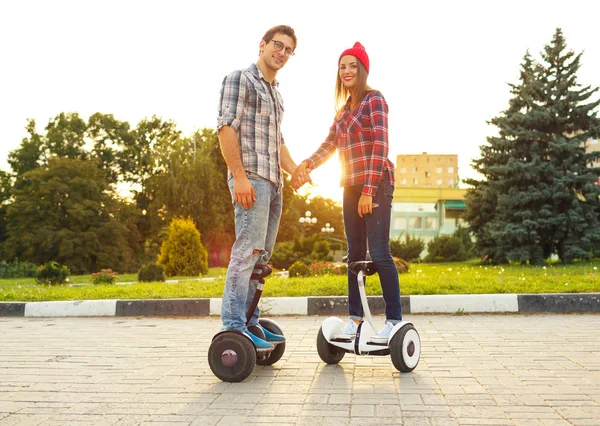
{"left": 0, "top": 260, "right": 598, "bottom": 302}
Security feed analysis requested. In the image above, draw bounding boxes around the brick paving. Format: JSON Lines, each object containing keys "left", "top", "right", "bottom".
{"left": 0, "top": 314, "right": 599, "bottom": 425}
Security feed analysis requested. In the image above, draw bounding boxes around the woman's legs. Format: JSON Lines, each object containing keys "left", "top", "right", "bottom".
{"left": 342, "top": 173, "right": 402, "bottom": 324}
{"left": 342, "top": 185, "right": 367, "bottom": 321}
{"left": 366, "top": 173, "right": 402, "bottom": 322}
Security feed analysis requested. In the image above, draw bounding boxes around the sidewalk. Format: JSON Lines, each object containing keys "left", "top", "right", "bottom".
{"left": 1, "top": 314, "right": 599, "bottom": 425}
{"left": 1, "top": 293, "right": 599, "bottom": 317}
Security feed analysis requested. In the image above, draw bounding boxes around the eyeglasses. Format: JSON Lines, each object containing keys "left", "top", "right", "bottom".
{"left": 269, "top": 39, "right": 295, "bottom": 57}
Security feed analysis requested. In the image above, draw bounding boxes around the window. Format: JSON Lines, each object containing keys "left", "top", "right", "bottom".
{"left": 393, "top": 217, "right": 406, "bottom": 230}
{"left": 424, "top": 218, "right": 438, "bottom": 230}
{"left": 448, "top": 179, "right": 455, "bottom": 186}
{"left": 412, "top": 167, "right": 418, "bottom": 173}
{"left": 409, "top": 217, "right": 422, "bottom": 229}
{"left": 401, "top": 178, "right": 406, "bottom": 185}
{"left": 436, "top": 167, "right": 442, "bottom": 173}
{"left": 413, "top": 178, "right": 419, "bottom": 185}
{"left": 436, "top": 178, "right": 442, "bottom": 185}
{"left": 448, "top": 167, "right": 455, "bottom": 173}
{"left": 425, "top": 171, "right": 431, "bottom": 177}
{"left": 400, "top": 167, "right": 406, "bottom": 173}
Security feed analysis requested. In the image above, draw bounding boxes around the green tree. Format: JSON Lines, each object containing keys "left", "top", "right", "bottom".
{"left": 122, "top": 116, "right": 182, "bottom": 259}
{"left": 465, "top": 28, "right": 600, "bottom": 264}
{"left": 148, "top": 129, "right": 234, "bottom": 266}
{"left": 44, "top": 112, "right": 87, "bottom": 160}
{"left": 4, "top": 158, "right": 135, "bottom": 273}
{"left": 87, "top": 113, "right": 135, "bottom": 185}
{"left": 157, "top": 217, "right": 208, "bottom": 276}
{"left": 7, "top": 119, "right": 45, "bottom": 186}
{"left": 290, "top": 195, "right": 344, "bottom": 241}
{"left": 0, "top": 170, "right": 12, "bottom": 255}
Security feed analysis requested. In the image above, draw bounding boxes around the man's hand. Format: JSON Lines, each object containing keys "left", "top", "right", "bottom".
{"left": 234, "top": 175, "right": 256, "bottom": 209}
{"left": 291, "top": 161, "right": 312, "bottom": 191}
{"left": 357, "top": 194, "right": 374, "bottom": 218}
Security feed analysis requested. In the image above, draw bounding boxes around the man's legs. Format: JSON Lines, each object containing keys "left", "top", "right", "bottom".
{"left": 221, "top": 176, "right": 273, "bottom": 343}
{"left": 246, "top": 181, "right": 282, "bottom": 328}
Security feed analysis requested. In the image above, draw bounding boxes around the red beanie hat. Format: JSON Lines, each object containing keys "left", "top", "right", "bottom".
{"left": 339, "top": 42, "right": 370, "bottom": 73}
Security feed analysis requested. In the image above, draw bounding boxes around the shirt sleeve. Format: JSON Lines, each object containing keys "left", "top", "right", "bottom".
{"left": 305, "top": 121, "right": 338, "bottom": 170}
{"left": 217, "top": 70, "right": 246, "bottom": 132}
{"left": 362, "top": 92, "right": 389, "bottom": 197}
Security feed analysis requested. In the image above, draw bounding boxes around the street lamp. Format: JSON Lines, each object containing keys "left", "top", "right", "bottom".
{"left": 321, "top": 223, "right": 334, "bottom": 233}
{"left": 299, "top": 210, "right": 317, "bottom": 225}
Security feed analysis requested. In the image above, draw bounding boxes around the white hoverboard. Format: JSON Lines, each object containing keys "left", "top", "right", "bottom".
{"left": 316, "top": 261, "right": 421, "bottom": 372}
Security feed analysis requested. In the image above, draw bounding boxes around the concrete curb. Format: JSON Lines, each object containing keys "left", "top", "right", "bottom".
{"left": 1, "top": 293, "right": 599, "bottom": 317}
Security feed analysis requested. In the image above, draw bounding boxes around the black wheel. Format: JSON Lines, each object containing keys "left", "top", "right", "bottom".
{"left": 316, "top": 326, "right": 345, "bottom": 364}
{"left": 208, "top": 332, "right": 256, "bottom": 382}
{"left": 389, "top": 324, "right": 421, "bottom": 372}
{"left": 255, "top": 318, "right": 286, "bottom": 366}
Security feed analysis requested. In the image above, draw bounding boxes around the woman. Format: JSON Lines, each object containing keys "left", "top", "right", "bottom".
{"left": 292, "top": 42, "right": 401, "bottom": 343}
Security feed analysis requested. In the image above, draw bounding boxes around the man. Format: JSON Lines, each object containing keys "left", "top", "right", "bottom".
{"left": 217, "top": 25, "right": 308, "bottom": 351}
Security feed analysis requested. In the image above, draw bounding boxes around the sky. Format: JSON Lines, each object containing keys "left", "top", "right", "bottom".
{"left": 1, "top": 0, "right": 599, "bottom": 202}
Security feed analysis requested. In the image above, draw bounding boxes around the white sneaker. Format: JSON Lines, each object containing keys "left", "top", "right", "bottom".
{"left": 370, "top": 322, "right": 395, "bottom": 344}
{"left": 335, "top": 319, "right": 358, "bottom": 340}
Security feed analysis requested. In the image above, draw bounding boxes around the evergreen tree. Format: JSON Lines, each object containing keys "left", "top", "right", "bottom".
{"left": 157, "top": 217, "right": 208, "bottom": 276}
{"left": 465, "top": 28, "right": 600, "bottom": 264}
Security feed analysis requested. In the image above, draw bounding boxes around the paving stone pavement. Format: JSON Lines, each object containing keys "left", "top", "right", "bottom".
{"left": 0, "top": 314, "right": 599, "bottom": 426}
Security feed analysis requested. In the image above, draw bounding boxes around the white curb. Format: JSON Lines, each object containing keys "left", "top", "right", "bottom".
{"left": 209, "top": 297, "right": 308, "bottom": 316}
{"left": 410, "top": 294, "right": 519, "bottom": 313}
{"left": 24, "top": 300, "right": 117, "bottom": 317}
{"left": 259, "top": 297, "right": 308, "bottom": 315}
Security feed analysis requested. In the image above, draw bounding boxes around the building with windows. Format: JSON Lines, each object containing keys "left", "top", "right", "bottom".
{"left": 391, "top": 153, "right": 467, "bottom": 244}
{"left": 586, "top": 138, "right": 600, "bottom": 185}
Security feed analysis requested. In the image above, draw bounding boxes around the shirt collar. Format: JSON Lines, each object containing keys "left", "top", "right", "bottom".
{"left": 250, "top": 63, "right": 279, "bottom": 87}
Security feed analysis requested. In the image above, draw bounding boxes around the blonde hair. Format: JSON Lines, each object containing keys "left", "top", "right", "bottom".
{"left": 334, "top": 59, "right": 372, "bottom": 118}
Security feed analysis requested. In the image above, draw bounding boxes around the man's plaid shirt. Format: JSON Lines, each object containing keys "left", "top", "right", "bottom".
{"left": 304, "top": 90, "right": 395, "bottom": 197}
{"left": 217, "top": 63, "right": 285, "bottom": 187}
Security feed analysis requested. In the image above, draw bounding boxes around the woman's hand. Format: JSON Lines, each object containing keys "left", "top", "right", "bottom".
{"left": 291, "top": 161, "right": 312, "bottom": 191}
{"left": 357, "top": 194, "right": 374, "bottom": 218}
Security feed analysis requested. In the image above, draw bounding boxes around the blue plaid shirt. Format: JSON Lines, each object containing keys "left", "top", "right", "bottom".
{"left": 217, "top": 63, "right": 285, "bottom": 187}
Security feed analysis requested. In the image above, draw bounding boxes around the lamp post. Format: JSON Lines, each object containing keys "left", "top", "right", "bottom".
{"left": 321, "top": 223, "right": 334, "bottom": 234}
{"left": 299, "top": 210, "right": 317, "bottom": 226}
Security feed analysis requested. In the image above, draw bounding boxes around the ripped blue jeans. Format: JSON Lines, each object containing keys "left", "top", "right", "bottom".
{"left": 221, "top": 174, "right": 282, "bottom": 332}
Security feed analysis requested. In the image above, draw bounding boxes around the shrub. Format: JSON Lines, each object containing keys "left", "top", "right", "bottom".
{"left": 390, "top": 234, "right": 425, "bottom": 262}
{"left": 310, "top": 261, "right": 347, "bottom": 276}
{"left": 138, "top": 263, "right": 166, "bottom": 282}
{"left": 158, "top": 217, "right": 208, "bottom": 277}
{"left": 312, "top": 240, "right": 331, "bottom": 259}
{"left": 453, "top": 225, "right": 474, "bottom": 257}
{"left": 288, "top": 261, "right": 310, "bottom": 277}
{"left": 270, "top": 242, "right": 298, "bottom": 270}
{"left": 91, "top": 269, "right": 119, "bottom": 285}
{"left": 36, "top": 261, "right": 70, "bottom": 285}
{"left": 393, "top": 257, "right": 410, "bottom": 274}
{"left": 0, "top": 259, "right": 38, "bottom": 279}
{"left": 425, "top": 234, "right": 469, "bottom": 262}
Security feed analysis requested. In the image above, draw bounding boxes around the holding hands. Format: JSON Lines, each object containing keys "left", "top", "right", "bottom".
{"left": 291, "top": 161, "right": 313, "bottom": 191}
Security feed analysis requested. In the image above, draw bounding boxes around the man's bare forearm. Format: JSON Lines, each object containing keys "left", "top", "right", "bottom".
{"left": 218, "top": 126, "right": 246, "bottom": 179}
{"left": 280, "top": 144, "right": 298, "bottom": 176}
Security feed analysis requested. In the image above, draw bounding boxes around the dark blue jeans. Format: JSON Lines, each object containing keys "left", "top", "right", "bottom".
{"left": 343, "top": 172, "right": 402, "bottom": 322}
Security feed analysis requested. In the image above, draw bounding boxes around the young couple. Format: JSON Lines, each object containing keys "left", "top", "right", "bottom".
{"left": 217, "top": 25, "right": 401, "bottom": 351}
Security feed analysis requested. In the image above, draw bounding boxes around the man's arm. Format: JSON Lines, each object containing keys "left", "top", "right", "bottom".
{"left": 219, "top": 126, "right": 255, "bottom": 209}
{"left": 280, "top": 144, "right": 297, "bottom": 176}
